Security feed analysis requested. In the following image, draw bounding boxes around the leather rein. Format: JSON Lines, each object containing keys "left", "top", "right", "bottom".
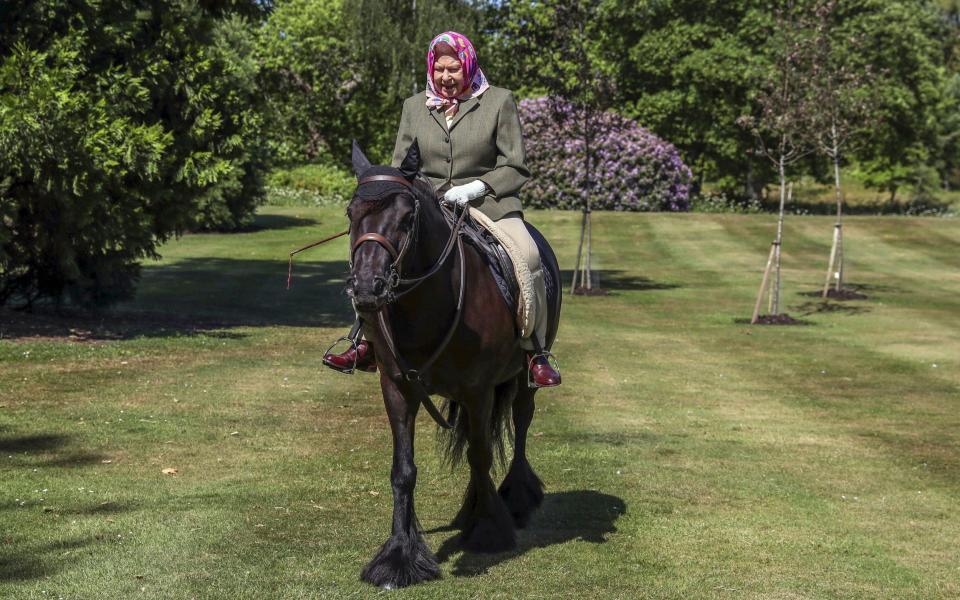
{"left": 351, "top": 174, "right": 469, "bottom": 429}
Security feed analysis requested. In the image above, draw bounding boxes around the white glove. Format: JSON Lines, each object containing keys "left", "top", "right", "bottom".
{"left": 443, "top": 180, "right": 488, "bottom": 206}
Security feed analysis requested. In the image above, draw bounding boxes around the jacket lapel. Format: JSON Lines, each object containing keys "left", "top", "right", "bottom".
{"left": 448, "top": 95, "right": 481, "bottom": 132}
{"left": 428, "top": 107, "right": 447, "bottom": 133}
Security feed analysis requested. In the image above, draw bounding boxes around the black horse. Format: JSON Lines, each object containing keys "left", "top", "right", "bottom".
{"left": 344, "top": 141, "right": 561, "bottom": 588}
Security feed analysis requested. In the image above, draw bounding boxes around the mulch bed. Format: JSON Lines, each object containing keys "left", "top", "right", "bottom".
{"left": 735, "top": 313, "right": 810, "bottom": 326}
{"left": 572, "top": 287, "right": 611, "bottom": 296}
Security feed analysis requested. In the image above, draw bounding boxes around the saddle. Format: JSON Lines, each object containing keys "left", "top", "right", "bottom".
{"left": 456, "top": 209, "right": 526, "bottom": 336}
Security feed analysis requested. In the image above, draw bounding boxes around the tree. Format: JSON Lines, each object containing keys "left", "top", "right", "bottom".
{"left": 528, "top": 0, "right": 954, "bottom": 205}
{"left": 593, "top": 0, "right": 775, "bottom": 200}
{"left": 258, "top": 0, "right": 480, "bottom": 167}
{"left": 739, "top": 1, "right": 818, "bottom": 322}
{"left": 495, "top": 0, "right": 614, "bottom": 293}
{"left": 0, "top": 1, "right": 267, "bottom": 307}
{"left": 805, "top": 0, "right": 877, "bottom": 297}
{"left": 841, "top": 0, "right": 951, "bottom": 201}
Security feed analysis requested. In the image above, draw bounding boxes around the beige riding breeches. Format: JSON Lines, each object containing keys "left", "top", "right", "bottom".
{"left": 494, "top": 215, "right": 548, "bottom": 351}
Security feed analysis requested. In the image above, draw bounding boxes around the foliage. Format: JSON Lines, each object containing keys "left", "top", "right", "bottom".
{"left": 689, "top": 191, "right": 764, "bottom": 213}
{"left": 258, "top": 0, "right": 480, "bottom": 167}
{"left": 584, "top": 0, "right": 772, "bottom": 196}
{"left": 190, "top": 15, "right": 270, "bottom": 231}
{"left": 824, "top": 0, "right": 953, "bottom": 198}
{"left": 736, "top": 1, "right": 819, "bottom": 175}
{"left": 521, "top": 0, "right": 959, "bottom": 200}
{"left": 266, "top": 163, "right": 355, "bottom": 205}
{"left": 519, "top": 97, "right": 692, "bottom": 211}
{"left": 0, "top": 1, "right": 267, "bottom": 307}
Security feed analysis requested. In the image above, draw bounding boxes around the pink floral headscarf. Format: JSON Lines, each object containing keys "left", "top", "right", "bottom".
{"left": 425, "top": 31, "right": 489, "bottom": 116}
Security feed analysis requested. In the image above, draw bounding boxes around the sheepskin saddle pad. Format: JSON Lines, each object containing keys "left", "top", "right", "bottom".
{"left": 460, "top": 207, "right": 536, "bottom": 339}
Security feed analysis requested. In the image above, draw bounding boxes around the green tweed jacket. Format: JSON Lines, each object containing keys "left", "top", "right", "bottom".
{"left": 391, "top": 86, "right": 530, "bottom": 221}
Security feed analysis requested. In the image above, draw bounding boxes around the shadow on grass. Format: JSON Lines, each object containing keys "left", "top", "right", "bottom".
{"left": 0, "top": 537, "right": 104, "bottom": 582}
{"left": 0, "top": 433, "right": 69, "bottom": 453}
{"left": 559, "top": 270, "right": 679, "bottom": 293}
{"left": 0, "top": 432, "right": 109, "bottom": 469}
{"left": 0, "top": 429, "right": 135, "bottom": 582}
{"left": 237, "top": 213, "right": 321, "bottom": 232}
{"left": 792, "top": 301, "right": 872, "bottom": 317}
{"left": 432, "top": 490, "right": 626, "bottom": 577}
{"left": 1, "top": 257, "right": 356, "bottom": 341}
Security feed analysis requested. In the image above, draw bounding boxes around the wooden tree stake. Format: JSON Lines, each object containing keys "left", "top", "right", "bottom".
{"left": 752, "top": 242, "right": 778, "bottom": 324}
{"left": 822, "top": 223, "right": 840, "bottom": 297}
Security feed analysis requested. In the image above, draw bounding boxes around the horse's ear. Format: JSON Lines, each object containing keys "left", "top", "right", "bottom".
{"left": 398, "top": 139, "right": 421, "bottom": 180}
{"left": 351, "top": 139, "right": 372, "bottom": 178}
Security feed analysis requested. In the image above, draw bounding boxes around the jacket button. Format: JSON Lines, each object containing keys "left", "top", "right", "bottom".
{"left": 445, "top": 157, "right": 451, "bottom": 163}
{"left": 444, "top": 137, "right": 449, "bottom": 143}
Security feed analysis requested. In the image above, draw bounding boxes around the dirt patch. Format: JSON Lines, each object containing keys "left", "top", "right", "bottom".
{"left": 735, "top": 313, "right": 810, "bottom": 326}
{"left": 0, "top": 307, "right": 241, "bottom": 343}
{"left": 572, "top": 287, "right": 611, "bottom": 296}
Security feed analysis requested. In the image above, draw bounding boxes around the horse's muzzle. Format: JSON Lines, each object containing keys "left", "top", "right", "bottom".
{"left": 348, "top": 277, "right": 390, "bottom": 312}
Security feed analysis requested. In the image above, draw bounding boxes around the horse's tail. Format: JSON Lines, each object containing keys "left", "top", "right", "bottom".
{"left": 436, "top": 378, "right": 516, "bottom": 470}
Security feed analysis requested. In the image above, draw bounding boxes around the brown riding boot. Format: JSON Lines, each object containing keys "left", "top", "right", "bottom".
{"left": 528, "top": 354, "right": 561, "bottom": 388}
{"left": 323, "top": 340, "right": 377, "bottom": 373}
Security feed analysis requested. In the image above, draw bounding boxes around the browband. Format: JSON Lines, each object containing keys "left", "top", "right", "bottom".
{"left": 358, "top": 175, "right": 413, "bottom": 188}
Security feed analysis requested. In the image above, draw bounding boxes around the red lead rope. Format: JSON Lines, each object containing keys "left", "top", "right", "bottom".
{"left": 286, "top": 229, "right": 350, "bottom": 289}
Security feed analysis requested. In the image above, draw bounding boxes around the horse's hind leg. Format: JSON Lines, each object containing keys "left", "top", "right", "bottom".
{"left": 457, "top": 388, "right": 516, "bottom": 553}
{"left": 498, "top": 373, "right": 544, "bottom": 528}
{"left": 360, "top": 375, "right": 440, "bottom": 588}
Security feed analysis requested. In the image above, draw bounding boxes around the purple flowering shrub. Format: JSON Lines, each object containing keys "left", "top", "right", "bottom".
{"left": 518, "top": 97, "right": 692, "bottom": 211}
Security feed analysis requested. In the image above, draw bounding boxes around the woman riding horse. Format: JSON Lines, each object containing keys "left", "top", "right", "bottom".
{"left": 324, "top": 31, "right": 561, "bottom": 388}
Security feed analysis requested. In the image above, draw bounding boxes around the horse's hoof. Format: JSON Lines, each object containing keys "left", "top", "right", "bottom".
{"left": 360, "top": 533, "right": 440, "bottom": 588}
{"left": 460, "top": 505, "right": 517, "bottom": 553}
{"left": 498, "top": 460, "right": 545, "bottom": 528}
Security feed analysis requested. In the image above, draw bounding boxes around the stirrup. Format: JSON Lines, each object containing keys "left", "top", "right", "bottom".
{"left": 527, "top": 350, "right": 561, "bottom": 389}
{"left": 322, "top": 336, "right": 360, "bottom": 375}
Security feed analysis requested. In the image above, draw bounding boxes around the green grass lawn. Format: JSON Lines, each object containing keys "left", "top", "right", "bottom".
{"left": 2, "top": 206, "right": 959, "bottom": 599}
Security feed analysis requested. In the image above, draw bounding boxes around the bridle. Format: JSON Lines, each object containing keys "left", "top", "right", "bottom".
{"left": 349, "top": 174, "right": 469, "bottom": 429}
{"left": 349, "top": 175, "right": 467, "bottom": 304}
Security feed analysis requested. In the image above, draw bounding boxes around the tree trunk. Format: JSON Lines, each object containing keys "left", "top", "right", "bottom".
{"left": 822, "top": 136, "right": 845, "bottom": 297}
{"left": 771, "top": 158, "right": 788, "bottom": 316}
{"left": 571, "top": 208, "right": 586, "bottom": 294}
{"left": 584, "top": 206, "right": 593, "bottom": 290}
{"left": 583, "top": 108, "right": 593, "bottom": 291}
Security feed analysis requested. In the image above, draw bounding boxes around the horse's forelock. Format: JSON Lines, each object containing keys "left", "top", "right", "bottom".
{"left": 347, "top": 169, "right": 434, "bottom": 223}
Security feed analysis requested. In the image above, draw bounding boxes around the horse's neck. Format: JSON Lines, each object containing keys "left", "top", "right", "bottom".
{"left": 392, "top": 194, "right": 457, "bottom": 323}
{"left": 412, "top": 192, "right": 451, "bottom": 270}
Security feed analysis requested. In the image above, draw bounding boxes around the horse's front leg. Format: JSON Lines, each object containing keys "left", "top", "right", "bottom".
{"left": 360, "top": 373, "right": 440, "bottom": 588}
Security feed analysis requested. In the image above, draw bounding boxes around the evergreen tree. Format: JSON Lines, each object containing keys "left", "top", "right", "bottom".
{"left": 0, "top": 1, "right": 268, "bottom": 307}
